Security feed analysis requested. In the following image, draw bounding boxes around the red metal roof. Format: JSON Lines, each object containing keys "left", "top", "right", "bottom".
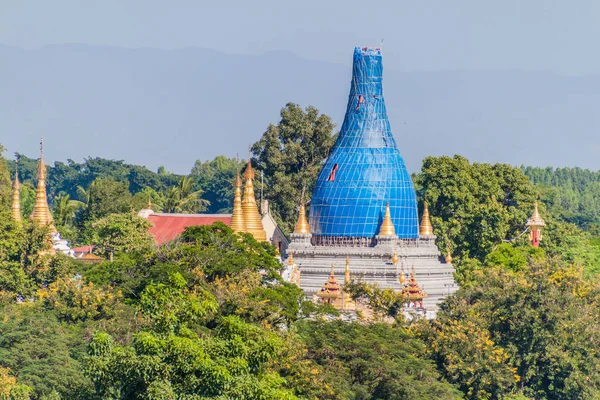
{"left": 72, "top": 245, "right": 96, "bottom": 254}
{"left": 147, "top": 213, "right": 232, "bottom": 245}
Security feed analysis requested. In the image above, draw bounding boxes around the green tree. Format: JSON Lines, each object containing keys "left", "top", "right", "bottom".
{"left": 84, "top": 274, "right": 300, "bottom": 399}
{"left": 52, "top": 195, "right": 84, "bottom": 227}
{"left": 415, "top": 156, "right": 537, "bottom": 261}
{"left": 251, "top": 103, "right": 336, "bottom": 234}
{"left": 0, "top": 304, "right": 93, "bottom": 399}
{"left": 161, "top": 176, "right": 209, "bottom": 213}
{"left": 0, "top": 366, "right": 31, "bottom": 400}
{"left": 91, "top": 213, "right": 154, "bottom": 258}
{"left": 421, "top": 261, "right": 600, "bottom": 399}
{"left": 191, "top": 155, "right": 245, "bottom": 213}
{"left": 297, "top": 320, "right": 462, "bottom": 400}
{"left": 77, "top": 178, "right": 133, "bottom": 225}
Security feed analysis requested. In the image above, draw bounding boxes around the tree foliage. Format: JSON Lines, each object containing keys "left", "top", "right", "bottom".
{"left": 420, "top": 261, "right": 600, "bottom": 399}
{"left": 415, "top": 155, "right": 538, "bottom": 261}
{"left": 251, "top": 103, "right": 336, "bottom": 234}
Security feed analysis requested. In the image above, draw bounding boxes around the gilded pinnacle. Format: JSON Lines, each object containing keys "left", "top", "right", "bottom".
{"left": 419, "top": 203, "right": 434, "bottom": 236}
{"left": 230, "top": 173, "right": 246, "bottom": 233}
{"left": 241, "top": 160, "right": 267, "bottom": 241}
{"left": 379, "top": 203, "right": 396, "bottom": 237}
{"left": 30, "top": 138, "right": 56, "bottom": 231}
{"left": 294, "top": 202, "right": 311, "bottom": 234}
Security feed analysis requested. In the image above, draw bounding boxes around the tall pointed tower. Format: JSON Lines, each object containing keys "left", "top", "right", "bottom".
{"left": 11, "top": 159, "right": 21, "bottom": 223}
{"left": 30, "top": 138, "right": 55, "bottom": 231}
{"left": 287, "top": 47, "right": 457, "bottom": 317}
{"left": 309, "top": 47, "right": 418, "bottom": 242}
{"left": 241, "top": 160, "right": 267, "bottom": 241}
{"left": 230, "top": 173, "right": 246, "bottom": 233}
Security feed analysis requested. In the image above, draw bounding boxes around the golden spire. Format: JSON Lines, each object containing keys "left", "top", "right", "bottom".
{"left": 229, "top": 172, "right": 246, "bottom": 233}
{"left": 30, "top": 138, "right": 56, "bottom": 231}
{"left": 345, "top": 256, "right": 351, "bottom": 285}
{"left": 241, "top": 159, "right": 267, "bottom": 241}
{"left": 419, "top": 203, "right": 434, "bottom": 236}
{"left": 391, "top": 250, "right": 399, "bottom": 266}
{"left": 11, "top": 159, "right": 21, "bottom": 222}
{"left": 526, "top": 202, "right": 545, "bottom": 228}
{"left": 287, "top": 252, "right": 295, "bottom": 266}
{"left": 293, "top": 202, "right": 311, "bottom": 234}
{"left": 379, "top": 203, "right": 396, "bottom": 236}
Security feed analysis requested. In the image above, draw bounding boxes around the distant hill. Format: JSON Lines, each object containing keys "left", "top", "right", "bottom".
{"left": 2, "top": 44, "right": 600, "bottom": 173}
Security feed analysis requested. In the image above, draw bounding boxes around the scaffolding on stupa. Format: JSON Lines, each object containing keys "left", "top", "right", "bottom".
{"left": 309, "top": 47, "right": 419, "bottom": 242}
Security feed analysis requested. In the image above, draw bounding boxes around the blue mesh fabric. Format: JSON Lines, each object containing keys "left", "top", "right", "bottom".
{"left": 309, "top": 47, "right": 418, "bottom": 239}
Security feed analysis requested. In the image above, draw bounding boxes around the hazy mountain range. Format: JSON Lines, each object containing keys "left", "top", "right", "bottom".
{"left": 2, "top": 43, "right": 600, "bottom": 174}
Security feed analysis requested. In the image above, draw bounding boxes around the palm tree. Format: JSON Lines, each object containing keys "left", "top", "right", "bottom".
{"left": 53, "top": 194, "right": 84, "bottom": 227}
{"left": 160, "top": 177, "right": 210, "bottom": 213}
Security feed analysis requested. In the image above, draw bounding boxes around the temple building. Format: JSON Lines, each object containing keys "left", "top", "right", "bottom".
{"left": 286, "top": 47, "right": 457, "bottom": 314}
{"left": 526, "top": 202, "right": 545, "bottom": 247}
{"left": 138, "top": 160, "right": 288, "bottom": 253}
{"left": 12, "top": 140, "right": 74, "bottom": 257}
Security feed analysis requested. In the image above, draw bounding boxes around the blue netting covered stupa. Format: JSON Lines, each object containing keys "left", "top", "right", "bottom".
{"left": 309, "top": 47, "right": 418, "bottom": 239}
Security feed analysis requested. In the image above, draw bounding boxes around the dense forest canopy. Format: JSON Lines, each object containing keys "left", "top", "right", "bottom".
{"left": 2, "top": 104, "right": 600, "bottom": 399}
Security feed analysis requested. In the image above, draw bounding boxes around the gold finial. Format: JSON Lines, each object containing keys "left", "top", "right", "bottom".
{"left": 345, "top": 257, "right": 351, "bottom": 285}
{"left": 445, "top": 250, "right": 453, "bottom": 264}
{"left": 391, "top": 250, "right": 398, "bottom": 265}
{"left": 243, "top": 152, "right": 255, "bottom": 180}
{"left": 330, "top": 263, "right": 335, "bottom": 277}
{"left": 241, "top": 160, "right": 267, "bottom": 241}
{"left": 293, "top": 202, "right": 311, "bottom": 234}
{"left": 526, "top": 202, "right": 545, "bottom": 228}
{"left": 399, "top": 269, "right": 406, "bottom": 285}
{"left": 30, "top": 137, "right": 56, "bottom": 232}
{"left": 287, "top": 252, "right": 295, "bottom": 266}
{"left": 379, "top": 203, "right": 396, "bottom": 237}
{"left": 419, "top": 202, "right": 434, "bottom": 236}
{"left": 230, "top": 172, "right": 246, "bottom": 233}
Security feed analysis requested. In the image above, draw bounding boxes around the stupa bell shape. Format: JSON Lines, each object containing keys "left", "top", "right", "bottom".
{"left": 309, "top": 47, "right": 418, "bottom": 239}
{"left": 241, "top": 160, "right": 267, "bottom": 241}
{"left": 30, "top": 139, "right": 56, "bottom": 231}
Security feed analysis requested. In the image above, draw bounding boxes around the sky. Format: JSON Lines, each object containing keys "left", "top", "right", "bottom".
{"left": 2, "top": 0, "right": 600, "bottom": 76}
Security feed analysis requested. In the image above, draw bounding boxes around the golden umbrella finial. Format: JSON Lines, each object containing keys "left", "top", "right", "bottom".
{"left": 287, "top": 252, "right": 295, "bottom": 266}
{"left": 294, "top": 201, "right": 311, "bottom": 234}
{"left": 379, "top": 203, "right": 396, "bottom": 237}
{"left": 391, "top": 250, "right": 399, "bottom": 265}
{"left": 11, "top": 156, "right": 21, "bottom": 223}
{"left": 419, "top": 202, "right": 434, "bottom": 236}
